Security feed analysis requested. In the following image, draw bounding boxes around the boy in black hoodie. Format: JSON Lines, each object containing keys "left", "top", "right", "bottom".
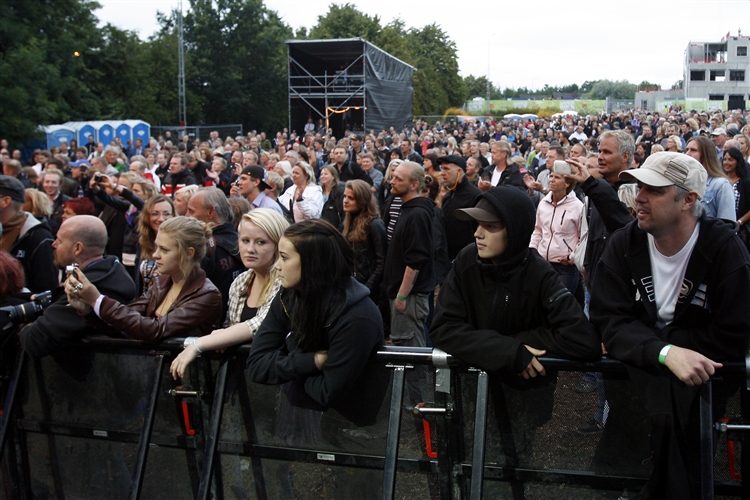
{"left": 430, "top": 186, "right": 600, "bottom": 495}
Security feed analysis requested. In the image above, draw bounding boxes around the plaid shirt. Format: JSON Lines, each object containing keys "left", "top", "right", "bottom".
{"left": 227, "top": 269, "right": 282, "bottom": 334}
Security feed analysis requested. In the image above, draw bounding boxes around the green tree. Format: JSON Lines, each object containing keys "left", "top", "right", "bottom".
{"left": 308, "top": 3, "right": 382, "bottom": 41}
{"left": 587, "top": 79, "right": 637, "bottom": 99}
{"left": 0, "top": 0, "right": 106, "bottom": 145}
{"left": 406, "top": 24, "right": 465, "bottom": 115}
{"left": 183, "top": 0, "right": 292, "bottom": 132}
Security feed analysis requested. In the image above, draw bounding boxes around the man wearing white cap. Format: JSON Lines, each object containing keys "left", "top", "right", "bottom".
{"left": 591, "top": 152, "right": 750, "bottom": 499}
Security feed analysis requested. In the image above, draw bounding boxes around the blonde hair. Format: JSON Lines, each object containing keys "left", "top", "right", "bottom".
{"left": 175, "top": 184, "right": 199, "bottom": 203}
{"left": 23, "top": 188, "right": 52, "bottom": 217}
{"left": 118, "top": 171, "right": 140, "bottom": 188}
{"left": 157, "top": 216, "right": 212, "bottom": 279}
{"left": 618, "top": 183, "right": 638, "bottom": 215}
{"left": 133, "top": 179, "right": 158, "bottom": 201}
{"left": 668, "top": 135, "right": 683, "bottom": 152}
{"left": 237, "top": 208, "right": 289, "bottom": 302}
{"left": 296, "top": 161, "right": 317, "bottom": 185}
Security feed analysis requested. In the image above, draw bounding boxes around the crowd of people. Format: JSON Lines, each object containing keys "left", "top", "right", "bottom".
{"left": 2, "top": 105, "right": 750, "bottom": 499}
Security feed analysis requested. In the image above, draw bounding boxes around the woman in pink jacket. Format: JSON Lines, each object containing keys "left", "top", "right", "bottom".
{"left": 529, "top": 168, "right": 583, "bottom": 293}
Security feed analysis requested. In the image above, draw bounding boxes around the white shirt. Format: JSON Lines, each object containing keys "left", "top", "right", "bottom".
{"left": 647, "top": 222, "right": 700, "bottom": 328}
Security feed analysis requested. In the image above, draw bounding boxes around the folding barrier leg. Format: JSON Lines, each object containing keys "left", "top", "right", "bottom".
{"left": 699, "top": 380, "right": 714, "bottom": 500}
{"left": 469, "top": 371, "right": 489, "bottom": 500}
{"left": 129, "top": 354, "right": 165, "bottom": 500}
{"left": 236, "top": 364, "right": 268, "bottom": 500}
{"left": 197, "top": 356, "right": 230, "bottom": 500}
{"left": 382, "top": 366, "right": 406, "bottom": 500}
{"left": 0, "top": 350, "right": 25, "bottom": 460}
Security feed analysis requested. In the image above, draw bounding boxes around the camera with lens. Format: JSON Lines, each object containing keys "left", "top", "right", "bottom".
{"left": 0, "top": 290, "right": 53, "bottom": 331}
{"left": 94, "top": 173, "right": 103, "bottom": 183}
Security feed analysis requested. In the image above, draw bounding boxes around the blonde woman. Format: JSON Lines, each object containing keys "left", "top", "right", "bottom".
{"left": 278, "top": 162, "right": 323, "bottom": 222}
{"left": 22, "top": 188, "right": 53, "bottom": 221}
{"left": 170, "top": 209, "right": 289, "bottom": 378}
{"left": 66, "top": 216, "right": 223, "bottom": 341}
{"left": 173, "top": 184, "right": 199, "bottom": 216}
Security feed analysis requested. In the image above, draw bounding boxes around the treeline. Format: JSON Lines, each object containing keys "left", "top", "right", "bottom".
{"left": 463, "top": 75, "right": 668, "bottom": 101}
{"left": 0, "top": 0, "right": 469, "bottom": 146}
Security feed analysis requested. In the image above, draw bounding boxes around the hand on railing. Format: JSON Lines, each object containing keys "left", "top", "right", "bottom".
{"left": 520, "top": 345, "right": 546, "bottom": 379}
{"left": 663, "top": 346, "right": 722, "bottom": 386}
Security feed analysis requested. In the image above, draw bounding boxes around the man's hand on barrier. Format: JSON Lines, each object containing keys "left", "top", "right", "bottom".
{"left": 520, "top": 345, "right": 546, "bottom": 379}
{"left": 664, "top": 346, "right": 722, "bottom": 386}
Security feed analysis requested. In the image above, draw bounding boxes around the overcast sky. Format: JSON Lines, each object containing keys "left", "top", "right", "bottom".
{"left": 97, "top": 0, "right": 750, "bottom": 91}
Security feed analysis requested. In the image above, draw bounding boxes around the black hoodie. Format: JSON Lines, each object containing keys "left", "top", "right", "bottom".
{"left": 430, "top": 186, "right": 600, "bottom": 374}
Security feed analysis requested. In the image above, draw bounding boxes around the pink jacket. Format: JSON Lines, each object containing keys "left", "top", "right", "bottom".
{"left": 529, "top": 191, "right": 583, "bottom": 264}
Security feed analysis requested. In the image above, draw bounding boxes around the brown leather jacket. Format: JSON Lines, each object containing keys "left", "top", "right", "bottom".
{"left": 92, "top": 267, "right": 222, "bottom": 342}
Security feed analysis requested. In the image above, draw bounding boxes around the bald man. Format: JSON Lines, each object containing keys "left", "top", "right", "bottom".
{"left": 19, "top": 215, "right": 136, "bottom": 357}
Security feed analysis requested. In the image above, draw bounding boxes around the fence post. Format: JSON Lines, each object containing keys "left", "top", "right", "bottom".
{"left": 699, "top": 380, "right": 714, "bottom": 500}
{"left": 469, "top": 370, "right": 489, "bottom": 500}
{"left": 129, "top": 353, "right": 166, "bottom": 500}
{"left": 197, "top": 356, "right": 230, "bottom": 500}
{"left": 382, "top": 366, "right": 406, "bottom": 500}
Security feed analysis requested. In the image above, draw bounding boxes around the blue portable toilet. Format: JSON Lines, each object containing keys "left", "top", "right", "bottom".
{"left": 44, "top": 125, "right": 77, "bottom": 149}
{"left": 98, "top": 122, "right": 115, "bottom": 145}
{"left": 78, "top": 123, "right": 98, "bottom": 146}
{"left": 115, "top": 121, "right": 132, "bottom": 145}
{"left": 127, "top": 120, "right": 151, "bottom": 145}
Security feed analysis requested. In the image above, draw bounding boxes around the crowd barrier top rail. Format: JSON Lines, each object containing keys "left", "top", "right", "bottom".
{"left": 76, "top": 334, "right": 748, "bottom": 374}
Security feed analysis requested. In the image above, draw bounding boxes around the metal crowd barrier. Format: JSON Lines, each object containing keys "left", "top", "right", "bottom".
{"left": 0, "top": 336, "right": 748, "bottom": 499}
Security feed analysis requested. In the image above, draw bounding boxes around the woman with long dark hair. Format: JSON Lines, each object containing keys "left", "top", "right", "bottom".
{"left": 685, "top": 136, "right": 734, "bottom": 220}
{"left": 723, "top": 147, "right": 750, "bottom": 227}
{"left": 246, "top": 219, "right": 386, "bottom": 426}
{"left": 319, "top": 165, "right": 345, "bottom": 230}
{"left": 343, "top": 180, "right": 387, "bottom": 302}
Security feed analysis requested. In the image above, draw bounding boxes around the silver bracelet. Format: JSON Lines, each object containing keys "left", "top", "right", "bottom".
{"left": 192, "top": 338, "right": 203, "bottom": 354}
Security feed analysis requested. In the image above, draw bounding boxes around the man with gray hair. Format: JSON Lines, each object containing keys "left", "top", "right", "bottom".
{"left": 18, "top": 215, "right": 136, "bottom": 356}
{"left": 592, "top": 152, "right": 750, "bottom": 498}
{"left": 187, "top": 187, "right": 242, "bottom": 322}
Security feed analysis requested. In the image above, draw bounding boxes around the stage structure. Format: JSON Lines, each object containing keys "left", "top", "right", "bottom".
{"left": 286, "top": 38, "right": 415, "bottom": 138}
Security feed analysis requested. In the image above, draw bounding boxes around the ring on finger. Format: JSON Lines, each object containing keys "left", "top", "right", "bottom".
{"left": 75, "top": 283, "right": 83, "bottom": 291}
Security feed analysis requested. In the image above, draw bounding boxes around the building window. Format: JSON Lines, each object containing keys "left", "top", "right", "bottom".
{"left": 738, "top": 46, "right": 748, "bottom": 56}
{"left": 710, "top": 70, "right": 726, "bottom": 82}
{"left": 709, "top": 95, "right": 725, "bottom": 101}
{"left": 730, "top": 70, "right": 745, "bottom": 81}
{"left": 690, "top": 70, "right": 706, "bottom": 81}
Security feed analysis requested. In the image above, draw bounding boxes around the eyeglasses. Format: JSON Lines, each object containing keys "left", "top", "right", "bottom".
{"left": 150, "top": 212, "right": 173, "bottom": 219}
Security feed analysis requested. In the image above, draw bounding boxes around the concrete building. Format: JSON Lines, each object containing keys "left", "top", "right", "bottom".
{"left": 684, "top": 33, "right": 750, "bottom": 109}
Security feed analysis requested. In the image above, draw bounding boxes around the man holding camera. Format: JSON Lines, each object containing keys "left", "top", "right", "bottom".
{"left": 18, "top": 215, "right": 135, "bottom": 357}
